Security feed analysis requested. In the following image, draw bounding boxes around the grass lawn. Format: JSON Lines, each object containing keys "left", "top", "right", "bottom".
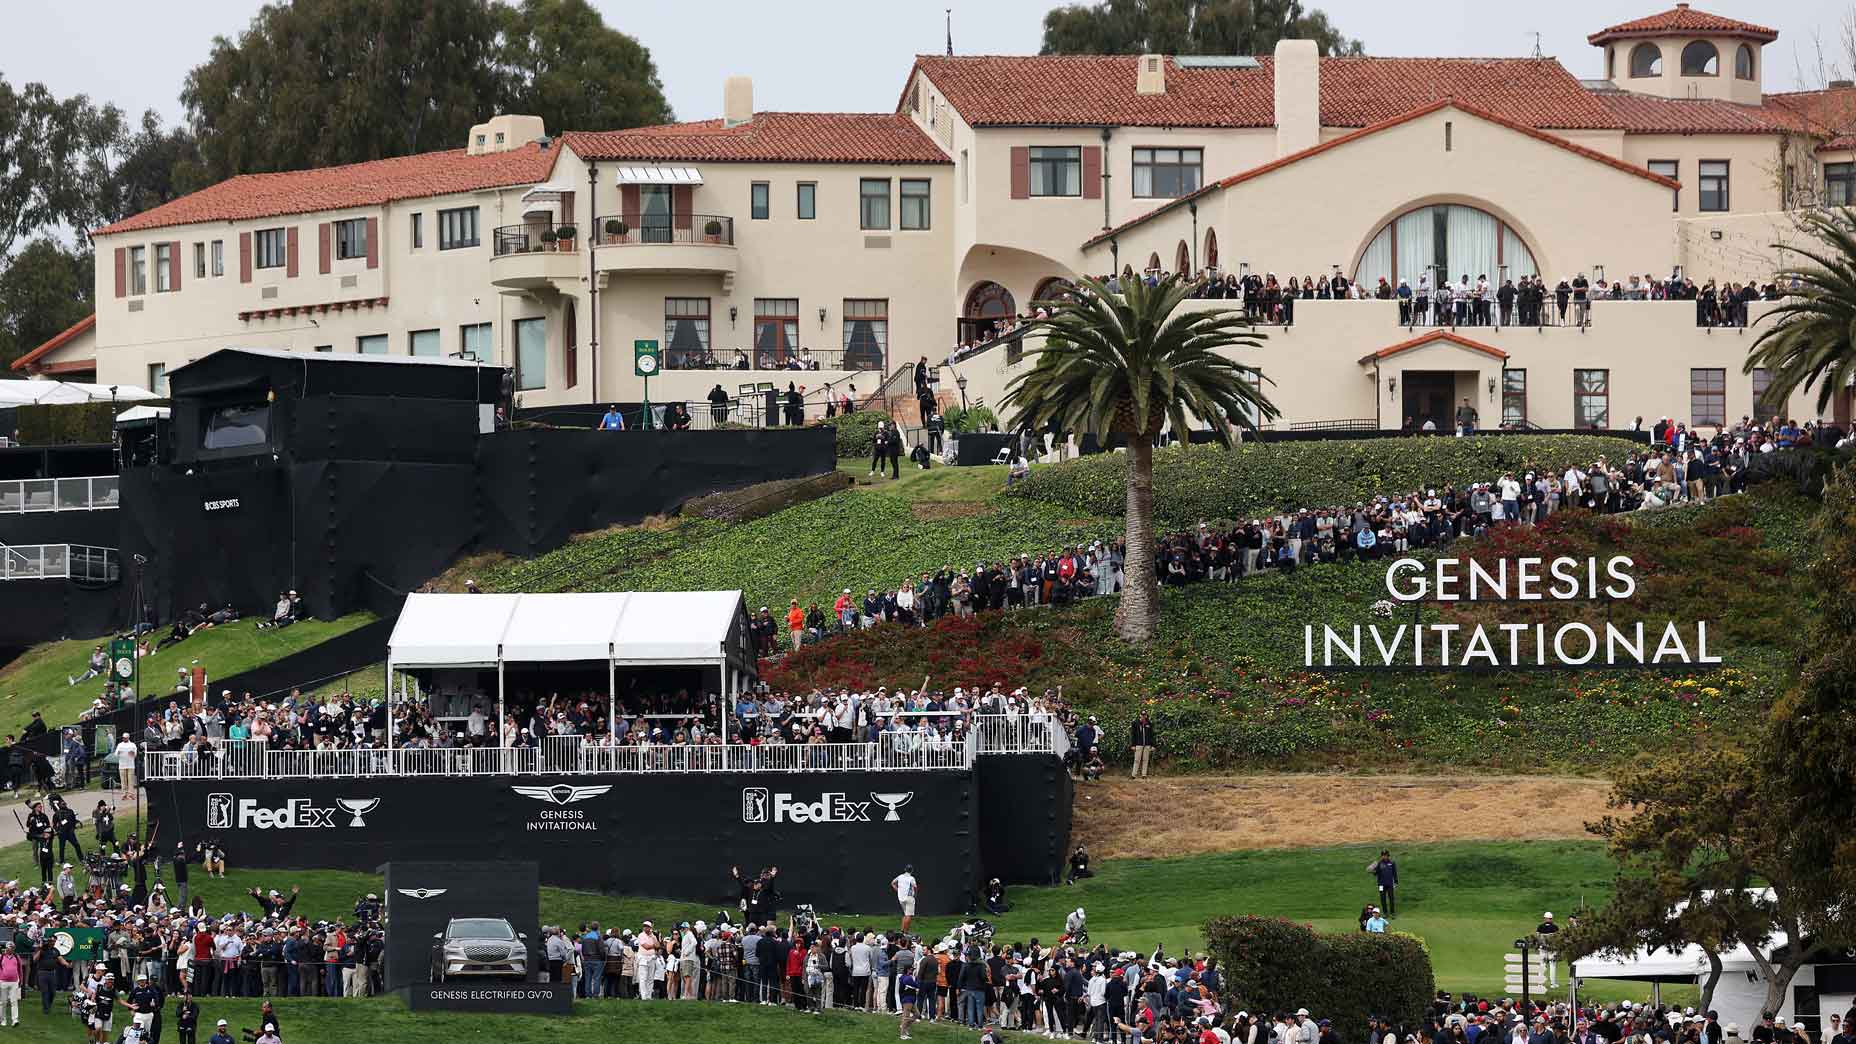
{"left": 0, "top": 614, "right": 375, "bottom": 736}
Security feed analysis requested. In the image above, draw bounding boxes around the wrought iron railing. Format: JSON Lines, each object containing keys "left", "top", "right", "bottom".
{"left": 491, "top": 223, "right": 581, "bottom": 257}
{"left": 591, "top": 214, "right": 734, "bottom": 247}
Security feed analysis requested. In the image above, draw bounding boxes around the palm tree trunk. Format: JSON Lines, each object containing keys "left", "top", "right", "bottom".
{"left": 1116, "top": 436, "right": 1160, "bottom": 643}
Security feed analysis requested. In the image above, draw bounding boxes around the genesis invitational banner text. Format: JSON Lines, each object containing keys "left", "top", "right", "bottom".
{"left": 1304, "top": 556, "right": 1721, "bottom": 669}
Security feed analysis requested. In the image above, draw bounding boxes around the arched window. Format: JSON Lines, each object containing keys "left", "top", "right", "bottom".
{"left": 1175, "top": 240, "right": 1191, "bottom": 275}
{"left": 1630, "top": 43, "right": 1663, "bottom": 77}
{"left": 1031, "top": 277, "right": 1076, "bottom": 306}
{"left": 1735, "top": 43, "right": 1755, "bottom": 80}
{"left": 1204, "top": 227, "right": 1219, "bottom": 271}
{"left": 1146, "top": 251, "right": 1162, "bottom": 274}
{"left": 1681, "top": 41, "right": 1719, "bottom": 76}
{"left": 1352, "top": 203, "right": 1539, "bottom": 291}
{"left": 964, "top": 281, "right": 1016, "bottom": 319}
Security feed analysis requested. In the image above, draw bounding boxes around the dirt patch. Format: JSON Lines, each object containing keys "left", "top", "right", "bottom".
{"left": 912, "top": 501, "right": 989, "bottom": 520}
{"left": 1072, "top": 774, "right": 1612, "bottom": 858}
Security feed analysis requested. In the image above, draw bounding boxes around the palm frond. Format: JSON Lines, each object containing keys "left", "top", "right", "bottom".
{"left": 1748, "top": 207, "right": 1856, "bottom": 415}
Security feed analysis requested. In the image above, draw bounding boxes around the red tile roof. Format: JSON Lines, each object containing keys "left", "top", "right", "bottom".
{"left": 10, "top": 313, "right": 95, "bottom": 373}
{"left": 1587, "top": 5, "right": 1777, "bottom": 44}
{"left": 1595, "top": 92, "right": 1800, "bottom": 134}
{"left": 1766, "top": 87, "right": 1856, "bottom": 150}
{"left": 562, "top": 113, "right": 948, "bottom": 165}
{"left": 94, "top": 143, "right": 561, "bottom": 237}
{"left": 1358, "top": 329, "right": 1510, "bottom": 365}
{"left": 1084, "top": 100, "right": 1678, "bottom": 249}
{"left": 908, "top": 54, "right": 1621, "bottom": 130}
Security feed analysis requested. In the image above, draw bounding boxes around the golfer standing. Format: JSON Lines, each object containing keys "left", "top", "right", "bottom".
{"left": 891, "top": 864, "right": 918, "bottom": 933}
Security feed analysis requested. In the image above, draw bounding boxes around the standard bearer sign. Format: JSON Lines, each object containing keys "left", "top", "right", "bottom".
{"left": 634, "top": 339, "right": 660, "bottom": 377}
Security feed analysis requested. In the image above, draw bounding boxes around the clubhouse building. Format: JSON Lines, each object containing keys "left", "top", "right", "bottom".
{"left": 26, "top": 3, "right": 1856, "bottom": 431}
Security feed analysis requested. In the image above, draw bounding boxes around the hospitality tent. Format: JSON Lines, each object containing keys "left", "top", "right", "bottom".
{"left": 384, "top": 591, "right": 755, "bottom": 742}
{"left": 0, "top": 380, "right": 160, "bottom": 406}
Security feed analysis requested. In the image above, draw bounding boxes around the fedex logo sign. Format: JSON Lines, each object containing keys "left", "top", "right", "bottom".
{"left": 740, "top": 788, "right": 871, "bottom": 824}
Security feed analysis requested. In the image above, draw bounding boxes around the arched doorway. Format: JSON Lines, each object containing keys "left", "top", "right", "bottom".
{"left": 1175, "top": 240, "right": 1192, "bottom": 276}
{"left": 1204, "top": 228, "right": 1219, "bottom": 271}
{"left": 1145, "top": 252, "right": 1162, "bottom": 277}
{"left": 961, "top": 280, "right": 1017, "bottom": 344}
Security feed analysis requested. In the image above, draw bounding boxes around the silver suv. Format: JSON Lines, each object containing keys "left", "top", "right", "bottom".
{"left": 431, "top": 917, "right": 528, "bottom": 982}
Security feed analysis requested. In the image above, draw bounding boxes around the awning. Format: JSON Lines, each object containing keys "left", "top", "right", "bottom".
{"left": 114, "top": 405, "right": 171, "bottom": 425}
{"left": 387, "top": 593, "right": 524, "bottom": 667}
{"left": 614, "top": 166, "right": 703, "bottom": 186}
{"left": 387, "top": 590, "right": 749, "bottom": 669}
{"left": 519, "top": 182, "right": 578, "bottom": 204}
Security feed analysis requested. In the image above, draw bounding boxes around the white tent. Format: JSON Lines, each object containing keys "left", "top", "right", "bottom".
{"left": 384, "top": 591, "right": 754, "bottom": 742}
{"left": 114, "top": 405, "right": 171, "bottom": 424}
{"left": 0, "top": 380, "right": 160, "bottom": 406}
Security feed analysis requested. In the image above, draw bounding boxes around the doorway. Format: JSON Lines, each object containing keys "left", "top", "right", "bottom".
{"left": 1401, "top": 371, "right": 1456, "bottom": 431}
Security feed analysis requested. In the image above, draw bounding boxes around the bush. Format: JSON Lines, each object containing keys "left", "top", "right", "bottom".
{"left": 1007, "top": 435, "right": 1649, "bottom": 525}
{"left": 15, "top": 401, "right": 125, "bottom": 445}
{"left": 826, "top": 410, "right": 892, "bottom": 459}
{"left": 944, "top": 405, "right": 999, "bottom": 434}
{"left": 1203, "top": 916, "right": 1433, "bottom": 1041}
{"left": 1742, "top": 444, "right": 1856, "bottom": 498}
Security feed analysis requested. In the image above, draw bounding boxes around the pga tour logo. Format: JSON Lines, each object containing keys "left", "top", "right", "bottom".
{"left": 206, "top": 793, "right": 379, "bottom": 829}
{"left": 741, "top": 788, "right": 912, "bottom": 824}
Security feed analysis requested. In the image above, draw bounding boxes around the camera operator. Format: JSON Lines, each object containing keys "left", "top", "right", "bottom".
{"left": 352, "top": 892, "right": 380, "bottom": 926}
{"left": 50, "top": 795, "right": 84, "bottom": 865}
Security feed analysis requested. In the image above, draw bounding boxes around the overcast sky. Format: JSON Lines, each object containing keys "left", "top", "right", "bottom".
{"left": 6, "top": 0, "right": 1855, "bottom": 128}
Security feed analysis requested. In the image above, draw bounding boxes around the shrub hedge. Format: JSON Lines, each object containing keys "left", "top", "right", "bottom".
{"left": 1203, "top": 916, "right": 1433, "bottom": 1041}
{"left": 1006, "top": 435, "right": 1649, "bottom": 525}
{"left": 16, "top": 401, "right": 124, "bottom": 445}
{"left": 825, "top": 410, "right": 893, "bottom": 458}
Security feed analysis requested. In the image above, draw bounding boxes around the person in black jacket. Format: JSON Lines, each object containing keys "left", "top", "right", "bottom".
{"left": 707, "top": 384, "right": 729, "bottom": 425}
{"left": 1129, "top": 713, "right": 1157, "bottom": 779}
{"left": 869, "top": 422, "right": 889, "bottom": 478}
{"left": 50, "top": 795, "right": 83, "bottom": 864}
{"left": 885, "top": 424, "right": 902, "bottom": 479}
{"left": 172, "top": 992, "right": 198, "bottom": 1044}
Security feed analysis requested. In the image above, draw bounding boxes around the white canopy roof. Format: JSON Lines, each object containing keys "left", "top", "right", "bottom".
{"left": 519, "top": 182, "right": 578, "bottom": 204}
{"left": 614, "top": 166, "right": 703, "bottom": 185}
{"left": 1571, "top": 890, "right": 1792, "bottom": 982}
{"left": 0, "top": 380, "right": 160, "bottom": 406}
{"left": 388, "top": 590, "right": 749, "bottom": 669}
{"left": 114, "top": 405, "right": 171, "bottom": 424}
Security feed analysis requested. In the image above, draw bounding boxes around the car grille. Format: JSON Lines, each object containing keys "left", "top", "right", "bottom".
{"left": 463, "top": 945, "right": 512, "bottom": 963}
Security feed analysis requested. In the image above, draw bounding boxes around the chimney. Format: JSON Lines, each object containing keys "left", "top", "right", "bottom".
{"left": 723, "top": 76, "right": 754, "bottom": 128}
{"left": 1136, "top": 55, "right": 1166, "bottom": 95}
{"left": 1273, "top": 39, "right": 1320, "bottom": 158}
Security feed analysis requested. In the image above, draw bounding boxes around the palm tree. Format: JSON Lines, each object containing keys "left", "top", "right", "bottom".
{"left": 1000, "top": 274, "right": 1279, "bottom": 644}
{"left": 1746, "top": 207, "right": 1856, "bottom": 417}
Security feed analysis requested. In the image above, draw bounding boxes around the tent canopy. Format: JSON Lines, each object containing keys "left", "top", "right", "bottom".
{"left": 0, "top": 380, "right": 159, "bottom": 406}
{"left": 387, "top": 590, "right": 751, "bottom": 670}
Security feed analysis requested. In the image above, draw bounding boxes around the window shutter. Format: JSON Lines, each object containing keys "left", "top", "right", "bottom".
{"left": 366, "top": 217, "right": 379, "bottom": 269}
{"left": 286, "top": 227, "right": 299, "bottom": 278}
{"left": 169, "top": 241, "right": 182, "bottom": 291}
{"left": 673, "top": 185, "right": 693, "bottom": 230}
{"left": 239, "top": 233, "right": 252, "bottom": 283}
{"left": 113, "top": 248, "right": 126, "bottom": 299}
{"left": 318, "top": 223, "right": 331, "bottom": 274}
{"left": 621, "top": 185, "right": 640, "bottom": 227}
{"left": 1010, "top": 146, "right": 1030, "bottom": 199}
{"left": 1082, "top": 146, "right": 1102, "bottom": 200}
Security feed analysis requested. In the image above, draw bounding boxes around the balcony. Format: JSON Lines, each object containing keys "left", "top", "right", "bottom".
{"left": 592, "top": 214, "right": 738, "bottom": 280}
{"left": 489, "top": 223, "right": 582, "bottom": 291}
{"left": 0, "top": 476, "right": 120, "bottom": 513}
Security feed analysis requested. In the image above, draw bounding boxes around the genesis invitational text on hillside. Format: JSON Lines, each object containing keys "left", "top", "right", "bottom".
{"left": 1303, "top": 556, "right": 1721, "bottom": 669}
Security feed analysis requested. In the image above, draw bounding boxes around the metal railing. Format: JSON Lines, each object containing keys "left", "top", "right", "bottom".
{"left": 0, "top": 476, "right": 120, "bottom": 513}
{"left": 491, "top": 223, "right": 581, "bottom": 257}
{"left": 592, "top": 214, "right": 734, "bottom": 247}
{"left": 662, "top": 346, "right": 884, "bottom": 372}
{"left": 0, "top": 544, "right": 119, "bottom": 582}
{"left": 139, "top": 715, "right": 1071, "bottom": 780}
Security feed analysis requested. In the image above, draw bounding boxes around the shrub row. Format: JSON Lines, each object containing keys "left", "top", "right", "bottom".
{"left": 824, "top": 410, "right": 892, "bottom": 459}
{"left": 1203, "top": 916, "right": 1434, "bottom": 1041}
{"left": 1006, "top": 435, "right": 1649, "bottom": 524}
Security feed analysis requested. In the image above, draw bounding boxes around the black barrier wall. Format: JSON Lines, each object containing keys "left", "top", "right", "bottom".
{"left": 480, "top": 428, "right": 837, "bottom": 558}
{"left": 148, "top": 770, "right": 978, "bottom": 915}
{"left": 976, "top": 755, "right": 1073, "bottom": 886}
{"left": 382, "top": 861, "right": 540, "bottom": 991}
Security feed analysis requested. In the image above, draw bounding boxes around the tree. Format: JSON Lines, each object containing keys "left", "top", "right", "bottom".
{"left": 0, "top": 238, "right": 93, "bottom": 369}
{"left": 1041, "top": 0, "right": 1363, "bottom": 58}
{"left": 181, "top": 0, "right": 508, "bottom": 182}
{"left": 180, "top": 0, "right": 673, "bottom": 184}
{"left": 494, "top": 0, "right": 673, "bottom": 132}
{"left": 1744, "top": 207, "right": 1856, "bottom": 416}
{"left": 0, "top": 77, "right": 115, "bottom": 261}
{"left": 1764, "top": 463, "right": 1856, "bottom": 941}
{"left": 87, "top": 112, "right": 208, "bottom": 230}
{"left": 999, "top": 276, "right": 1278, "bottom": 643}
